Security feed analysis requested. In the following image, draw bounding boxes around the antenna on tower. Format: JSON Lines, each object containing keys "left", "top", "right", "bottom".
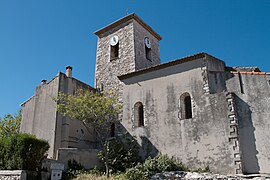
{"left": 126, "top": 8, "right": 129, "bottom": 15}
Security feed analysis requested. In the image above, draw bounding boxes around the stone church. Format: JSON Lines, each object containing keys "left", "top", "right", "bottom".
{"left": 20, "top": 13, "right": 270, "bottom": 175}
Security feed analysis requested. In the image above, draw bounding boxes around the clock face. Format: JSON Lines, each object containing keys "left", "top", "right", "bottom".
{"left": 144, "top": 37, "right": 151, "bottom": 49}
{"left": 110, "top": 35, "right": 119, "bottom": 46}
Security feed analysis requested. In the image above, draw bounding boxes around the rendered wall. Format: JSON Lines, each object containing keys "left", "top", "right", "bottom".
{"left": 21, "top": 75, "right": 60, "bottom": 158}
{"left": 57, "top": 75, "right": 98, "bottom": 150}
{"left": 57, "top": 148, "right": 102, "bottom": 170}
{"left": 225, "top": 73, "right": 270, "bottom": 174}
{"left": 21, "top": 73, "right": 97, "bottom": 159}
{"left": 121, "top": 57, "right": 236, "bottom": 174}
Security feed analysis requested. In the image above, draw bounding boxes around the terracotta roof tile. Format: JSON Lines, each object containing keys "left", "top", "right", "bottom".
{"left": 230, "top": 71, "right": 269, "bottom": 75}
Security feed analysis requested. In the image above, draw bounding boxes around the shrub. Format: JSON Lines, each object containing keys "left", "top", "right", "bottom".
{"left": 64, "top": 160, "right": 104, "bottom": 179}
{"left": 143, "top": 154, "right": 188, "bottom": 173}
{"left": 125, "top": 163, "right": 148, "bottom": 180}
{"left": 64, "top": 159, "right": 86, "bottom": 179}
{"left": 125, "top": 154, "right": 189, "bottom": 179}
{"left": 0, "top": 133, "right": 49, "bottom": 171}
{"left": 192, "top": 165, "right": 210, "bottom": 173}
{"left": 98, "top": 134, "right": 140, "bottom": 173}
{"left": 68, "top": 159, "right": 85, "bottom": 171}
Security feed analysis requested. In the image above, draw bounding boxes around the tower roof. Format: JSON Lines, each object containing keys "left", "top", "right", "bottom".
{"left": 94, "top": 13, "right": 162, "bottom": 40}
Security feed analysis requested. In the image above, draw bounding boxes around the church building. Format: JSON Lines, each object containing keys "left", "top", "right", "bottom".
{"left": 21, "top": 13, "right": 270, "bottom": 175}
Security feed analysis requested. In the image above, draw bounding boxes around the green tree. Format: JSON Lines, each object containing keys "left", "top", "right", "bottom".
{"left": 54, "top": 89, "right": 122, "bottom": 177}
{"left": 0, "top": 109, "right": 22, "bottom": 137}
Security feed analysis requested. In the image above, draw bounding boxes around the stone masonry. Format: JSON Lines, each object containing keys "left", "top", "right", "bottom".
{"left": 94, "top": 14, "right": 161, "bottom": 103}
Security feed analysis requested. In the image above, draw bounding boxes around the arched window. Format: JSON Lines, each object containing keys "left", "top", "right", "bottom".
{"left": 180, "top": 93, "right": 192, "bottom": 119}
{"left": 134, "top": 102, "right": 144, "bottom": 127}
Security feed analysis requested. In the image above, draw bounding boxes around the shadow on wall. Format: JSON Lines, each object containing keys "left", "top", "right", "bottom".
{"left": 234, "top": 95, "right": 260, "bottom": 174}
{"left": 117, "top": 123, "right": 159, "bottom": 160}
{"left": 208, "top": 71, "right": 235, "bottom": 94}
{"left": 140, "top": 136, "right": 159, "bottom": 159}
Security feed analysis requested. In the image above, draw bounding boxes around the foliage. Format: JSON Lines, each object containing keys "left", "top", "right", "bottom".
{"left": 144, "top": 154, "right": 189, "bottom": 173}
{"left": 98, "top": 133, "right": 141, "bottom": 173}
{"left": 64, "top": 159, "right": 86, "bottom": 179}
{"left": 0, "top": 109, "right": 22, "bottom": 137}
{"left": 54, "top": 89, "right": 122, "bottom": 177}
{"left": 64, "top": 159, "right": 105, "bottom": 180}
{"left": 64, "top": 159, "right": 105, "bottom": 179}
{"left": 125, "top": 154, "right": 189, "bottom": 180}
{"left": 0, "top": 133, "right": 49, "bottom": 171}
{"left": 192, "top": 165, "right": 210, "bottom": 173}
{"left": 125, "top": 163, "right": 148, "bottom": 180}
{"left": 73, "top": 173, "right": 127, "bottom": 180}
{"left": 66, "top": 154, "right": 209, "bottom": 180}
{"left": 55, "top": 89, "right": 122, "bottom": 129}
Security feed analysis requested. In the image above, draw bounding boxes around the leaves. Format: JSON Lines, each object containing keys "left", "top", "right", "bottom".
{"left": 0, "top": 133, "right": 49, "bottom": 170}
{"left": 98, "top": 134, "right": 140, "bottom": 173}
{"left": 55, "top": 89, "right": 122, "bottom": 129}
{"left": 125, "top": 154, "right": 189, "bottom": 179}
{"left": 54, "top": 89, "right": 122, "bottom": 177}
{"left": 0, "top": 109, "right": 22, "bottom": 137}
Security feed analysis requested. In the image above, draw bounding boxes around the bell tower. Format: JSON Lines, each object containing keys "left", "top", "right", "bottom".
{"left": 94, "top": 13, "right": 162, "bottom": 93}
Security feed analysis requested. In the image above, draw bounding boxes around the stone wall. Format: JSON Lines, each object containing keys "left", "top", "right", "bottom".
{"left": 95, "top": 20, "right": 136, "bottom": 93}
{"left": 225, "top": 92, "right": 242, "bottom": 174}
{"left": 94, "top": 18, "right": 161, "bottom": 106}
{"left": 133, "top": 20, "right": 160, "bottom": 70}
{"left": 0, "top": 170, "right": 26, "bottom": 180}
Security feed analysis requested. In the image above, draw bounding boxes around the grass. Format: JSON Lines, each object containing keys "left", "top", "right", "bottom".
{"left": 73, "top": 173, "right": 127, "bottom": 180}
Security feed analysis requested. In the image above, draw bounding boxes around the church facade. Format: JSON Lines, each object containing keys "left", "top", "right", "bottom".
{"left": 21, "top": 13, "right": 270, "bottom": 175}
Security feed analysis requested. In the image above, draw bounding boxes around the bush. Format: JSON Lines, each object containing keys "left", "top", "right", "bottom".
{"left": 0, "top": 133, "right": 49, "bottom": 171}
{"left": 125, "top": 154, "right": 188, "bottom": 180}
{"left": 125, "top": 163, "right": 148, "bottom": 180}
{"left": 98, "top": 134, "right": 140, "bottom": 173}
{"left": 64, "top": 159, "right": 86, "bottom": 179}
{"left": 192, "top": 165, "right": 210, "bottom": 173}
{"left": 64, "top": 160, "right": 104, "bottom": 179}
{"left": 143, "top": 154, "right": 188, "bottom": 173}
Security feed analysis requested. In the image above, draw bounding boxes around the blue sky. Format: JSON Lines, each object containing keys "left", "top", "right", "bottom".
{"left": 0, "top": 0, "right": 269, "bottom": 117}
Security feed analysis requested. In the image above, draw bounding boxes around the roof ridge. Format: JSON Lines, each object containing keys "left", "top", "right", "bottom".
{"left": 118, "top": 52, "right": 209, "bottom": 80}
{"left": 94, "top": 13, "right": 162, "bottom": 40}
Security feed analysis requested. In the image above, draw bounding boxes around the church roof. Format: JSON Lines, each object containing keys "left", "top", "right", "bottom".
{"left": 118, "top": 52, "right": 210, "bottom": 80}
{"left": 94, "top": 13, "right": 162, "bottom": 40}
